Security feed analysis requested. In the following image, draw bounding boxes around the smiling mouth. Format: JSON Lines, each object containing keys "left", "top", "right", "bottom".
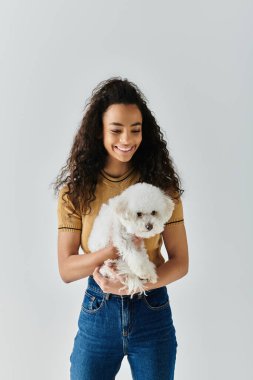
{"left": 114, "top": 146, "right": 135, "bottom": 153}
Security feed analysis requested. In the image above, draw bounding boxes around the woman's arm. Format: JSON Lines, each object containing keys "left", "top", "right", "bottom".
{"left": 143, "top": 223, "right": 189, "bottom": 290}
{"left": 57, "top": 231, "right": 119, "bottom": 283}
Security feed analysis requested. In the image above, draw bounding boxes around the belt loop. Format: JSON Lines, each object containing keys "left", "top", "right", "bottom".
{"left": 137, "top": 293, "right": 143, "bottom": 299}
{"left": 105, "top": 293, "right": 110, "bottom": 300}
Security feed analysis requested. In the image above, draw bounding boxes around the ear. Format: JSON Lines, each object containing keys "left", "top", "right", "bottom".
{"left": 164, "top": 195, "right": 175, "bottom": 220}
{"left": 109, "top": 195, "right": 129, "bottom": 218}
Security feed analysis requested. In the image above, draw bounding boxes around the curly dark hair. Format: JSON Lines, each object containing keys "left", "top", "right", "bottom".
{"left": 50, "top": 76, "right": 184, "bottom": 217}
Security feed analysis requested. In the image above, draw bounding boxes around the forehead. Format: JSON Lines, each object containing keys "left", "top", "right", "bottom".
{"left": 102, "top": 104, "right": 142, "bottom": 124}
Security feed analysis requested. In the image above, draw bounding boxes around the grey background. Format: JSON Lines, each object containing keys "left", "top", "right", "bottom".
{"left": 0, "top": 1, "right": 252, "bottom": 379}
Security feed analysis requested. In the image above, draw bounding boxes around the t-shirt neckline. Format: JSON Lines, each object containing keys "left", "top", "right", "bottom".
{"left": 100, "top": 167, "right": 136, "bottom": 183}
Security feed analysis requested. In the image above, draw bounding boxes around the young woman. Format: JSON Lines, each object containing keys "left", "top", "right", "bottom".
{"left": 53, "top": 77, "right": 189, "bottom": 380}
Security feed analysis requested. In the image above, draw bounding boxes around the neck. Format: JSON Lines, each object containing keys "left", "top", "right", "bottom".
{"left": 103, "top": 160, "right": 133, "bottom": 178}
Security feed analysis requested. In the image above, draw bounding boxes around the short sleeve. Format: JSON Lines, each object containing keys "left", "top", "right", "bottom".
{"left": 57, "top": 186, "right": 82, "bottom": 232}
{"left": 164, "top": 197, "right": 184, "bottom": 226}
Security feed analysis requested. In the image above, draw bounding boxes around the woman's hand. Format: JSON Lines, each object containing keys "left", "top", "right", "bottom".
{"left": 92, "top": 266, "right": 131, "bottom": 295}
{"left": 104, "top": 243, "right": 120, "bottom": 260}
{"left": 93, "top": 236, "right": 145, "bottom": 295}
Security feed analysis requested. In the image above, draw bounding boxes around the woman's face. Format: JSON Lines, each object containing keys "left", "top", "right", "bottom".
{"left": 102, "top": 103, "right": 143, "bottom": 165}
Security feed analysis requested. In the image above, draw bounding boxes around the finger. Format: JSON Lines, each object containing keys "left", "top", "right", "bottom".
{"left": 117, "top": 274, "right": 126, "bottom": 282}
{"left": 108, "top": 267, "right": 116, "bottom": 275}
{"left": 93, "top": 266, "right": 99, "bottom": 275}
{"left": 93, "top": 266, "right": 103, "bottom": 280}
{"left": 108, "top": 268, "right": 117, "bottom": 280}
{"left": 106, "top": 261, "right": 116, "bottom": 268}
{"left": 113, "top": 246, "right": 120, "bottom": 256}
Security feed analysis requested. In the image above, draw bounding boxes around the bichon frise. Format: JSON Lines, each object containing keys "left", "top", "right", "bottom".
{"left": 88, "top": 182, "right": 175, "bottom": 297}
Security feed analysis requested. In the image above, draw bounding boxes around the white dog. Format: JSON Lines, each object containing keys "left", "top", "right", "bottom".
{"left": 88, "top": 182, "right": 175, "bottom": 297}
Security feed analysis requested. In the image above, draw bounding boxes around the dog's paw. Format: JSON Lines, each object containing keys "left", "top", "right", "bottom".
{"left": 134, "top": 261, "right": 158, "bottom": 283}
{"left": 138, "top": 268, "right": 158, "bottom": 284}
{"left": 146, "top": 271, "right": 158, "bottom": 284}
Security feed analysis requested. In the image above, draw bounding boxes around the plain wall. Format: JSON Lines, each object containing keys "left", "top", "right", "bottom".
{"left": 0, "top": 0, "right": 252, "bottom": 379}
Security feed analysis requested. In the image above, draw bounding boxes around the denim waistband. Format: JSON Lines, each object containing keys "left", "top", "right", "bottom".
{"left": 87, "top": 275, "right": 163, "bottom": 298}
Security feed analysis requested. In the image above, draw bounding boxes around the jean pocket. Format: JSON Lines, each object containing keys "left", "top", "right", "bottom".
{"left": 143, "top": 286, "right": 171, "bottom": 311}
{"left": 81, "top": 289, "right": 106, "bottom": 314}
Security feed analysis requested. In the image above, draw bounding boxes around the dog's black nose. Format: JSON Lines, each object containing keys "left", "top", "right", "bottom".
{"left": 145, "top": 223, "right": 153, "bottom": 231}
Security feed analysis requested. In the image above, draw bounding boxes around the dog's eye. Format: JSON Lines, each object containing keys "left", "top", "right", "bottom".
{"left": 137, "top": 212, "right": 142, "bottom": 217}
{"left": 151, "top": 210, "right": 157, "bottom": 216}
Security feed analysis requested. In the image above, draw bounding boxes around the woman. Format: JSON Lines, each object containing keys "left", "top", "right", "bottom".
{"left": 53, "top": 77, "right": 189, "bottom": 379}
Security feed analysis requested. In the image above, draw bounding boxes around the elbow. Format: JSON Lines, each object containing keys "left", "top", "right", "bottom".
{"left": 171, "top": 257, "right": 189, "bottom": 277}
{"left": 181, "top": 255, "right": 189, "bottom": 277}
{"left": 60, "top": 272, "right": 68, "bottom": 284}
{"left": 178, "top": 267, "right": 188, "bottom": 281}
{"left": 59, "top": 268, "right": 72, "bottom": 284}
{"left": 58, "top": 257, "right": 73, "bottom": 283}
{"left": 62, "top": 272, "right": 74, "bottom": 284}
{"left": 181, "top": 263, "right": 189, "bottom": 277}
{"left": 176, "top": 258, "right": 188, "bottom": 278}
{"left": 61, "top": 275, "right": 73, "bottom": 284}
{"left": 62, "top": 276, "right": 71, "bottom": 284}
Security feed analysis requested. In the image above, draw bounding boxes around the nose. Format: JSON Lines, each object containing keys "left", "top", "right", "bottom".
{"left": 145, "top": 223, "right": 153, "bottom": 231}
{"left": 120, "top": 131, "right": 131, "bottom": 144}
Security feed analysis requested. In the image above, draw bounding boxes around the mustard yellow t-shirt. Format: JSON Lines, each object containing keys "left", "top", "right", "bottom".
{"left": 57, "top": 167, "right": 184, "bottom": 267}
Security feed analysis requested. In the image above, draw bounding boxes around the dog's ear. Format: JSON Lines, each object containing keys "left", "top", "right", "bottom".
{"left": 164, "top": 195, "right": 175, "bottom": 220}
{"left": 109, "top": 195, "right": 129, "bottom": 219}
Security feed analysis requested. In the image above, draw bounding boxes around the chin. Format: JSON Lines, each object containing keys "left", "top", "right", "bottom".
{"left": 113, "top": 154, "right": 134, "bottom": 163}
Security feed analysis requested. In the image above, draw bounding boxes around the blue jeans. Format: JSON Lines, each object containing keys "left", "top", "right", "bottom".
{"left": 70, "top": 275, "right": 178, "bottom": 380}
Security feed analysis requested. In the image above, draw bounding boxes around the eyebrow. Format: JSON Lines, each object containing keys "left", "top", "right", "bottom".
{"left": 109, "top": 122, "right": 142, "bottom": 127}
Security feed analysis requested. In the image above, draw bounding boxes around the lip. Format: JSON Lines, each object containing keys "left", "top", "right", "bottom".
{"left": 114, "top": 146, "right": 135, "bottom": 153}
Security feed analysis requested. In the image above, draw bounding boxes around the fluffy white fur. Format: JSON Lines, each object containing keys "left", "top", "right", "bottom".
{"left": 88, "top": 182, "right": 175, "bottom": 297}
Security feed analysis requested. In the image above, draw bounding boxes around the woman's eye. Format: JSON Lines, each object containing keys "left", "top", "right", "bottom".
{"left": 111, "top": 130, "right": 141, "bottom": 134}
